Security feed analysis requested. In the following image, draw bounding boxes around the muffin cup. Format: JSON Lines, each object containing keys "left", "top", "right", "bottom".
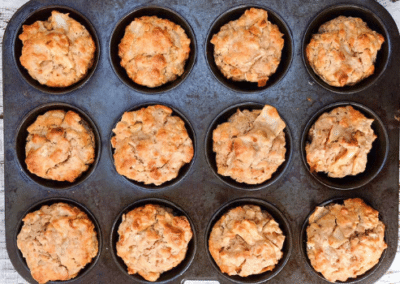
{"left": 205, "top": 4, "right": 293, "bottom": 93}
{"left": 110, "top": 198, "right": 197, "bottom": 283}
{"left": 205, "top": 197, "right": 292, "bottom": 284}
{"left": 15, "top": 102, "right": 101, "bottom": 190}
{"left": 109, "top": 102, "right": 196, "bottom": 191}
{"left": 14, "top": 197, "right": 102, "bottom": 283}
{"left": 300, "top": 197, "right": 387, "bottom": 283}
{"left": 109, "top": 5, "right": 197, "bottom": 94}
{"left": 302, "top": 4, "right": 390, "bottom": 94}
{"left": 300, "top": 101, "right": 389, "bottom": 190}
{"left": 205, "top": 102, "right": 292, "bottom": 191}
{"left": 13, "top": 5, "right": 100, "bottom": 95}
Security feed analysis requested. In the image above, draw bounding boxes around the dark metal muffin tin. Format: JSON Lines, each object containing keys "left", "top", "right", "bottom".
{"left": 3, "top": 0, "right": 399, "bottom": 283}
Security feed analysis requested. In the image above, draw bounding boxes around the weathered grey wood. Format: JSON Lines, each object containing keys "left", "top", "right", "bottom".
{"left": 0, "top": 0, "right": 398, "bottom": 283}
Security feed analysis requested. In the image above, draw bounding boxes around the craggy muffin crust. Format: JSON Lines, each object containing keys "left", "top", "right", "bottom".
{"left": 116, "top": 204, "right": 193, "bottom": 282}
{"left": 209, "top": 205, "right": 285, "bottom": 277}
{"left": 118, "top": 15, "right": 191, "bottom": 88}
{"left": 19, "top": 11, "right": 96, "bottom": 87}
{"left": 111, "top": 105, "right": 193, "bottom": 186}
{"left": 213, "top": 105, "right": 286, "bottom": 184}
{"left": 306, "top": 16, "right": 384, "bottom": 87}
{"left": 211, "top": 8, "right": 284, "bottom": 87}
{"left": 25, "top": 110, "right": 96, "bottom": 182}
{"left": 306, "top": 198, "right": 387, "bottom": 282}
{"left": 17, "top": 203, "right": 99, "bottom": 284}
{"left": 305, "top": 106, "right": 376, "bottom": 178}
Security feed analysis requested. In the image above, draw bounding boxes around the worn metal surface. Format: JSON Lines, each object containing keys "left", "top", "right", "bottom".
{"left": 2, "top": 0, "right": 399, "bottom": 283}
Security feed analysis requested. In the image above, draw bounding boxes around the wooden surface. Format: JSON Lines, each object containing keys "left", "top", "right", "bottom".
{"left": 0, "top": 0, "right": 398, "bottom": 283}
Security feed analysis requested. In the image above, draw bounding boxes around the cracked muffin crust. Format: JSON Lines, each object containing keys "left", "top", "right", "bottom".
{"left": 213, "top": 105, "right": 286, "bottom": 184}
{"left": 19, "top": 11, "right": 96, "bottom": 87}
{"left": 306, "top": 198, "right": 387, "bottom": 282}
{"left": 209, "top": 205, "right": 285, "bottom": 277}
{"left": 306, "top": 16, "right": 385, "bottom": 87}
{"left": 25, "top": 110, "right": 96, "bottom": 182}
{"left": 211, "top": 8, "right": 284, "bottom": 87}
{"left": 116, "top": 204, "right": 193, "bottom": 282}
{"left": 305, "top": 106, "right": 376, "bottom": 178}
{"left": 111, "top": 105, "right": 194, "bottom": 186}
{"left": 118, "top": 15, "right": 191, "bottom": 88}
{"left": 17, "top": 202, "right": 99, "bottom": 284}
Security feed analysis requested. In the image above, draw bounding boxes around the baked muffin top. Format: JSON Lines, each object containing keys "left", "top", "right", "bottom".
{"left": 209, "top": 205, "right": 285, "bottom": 277}
{"left": 25, "top": 110, "right": 95, "bottom": 182}
{"left": 118, "top": 16, "right": 191, "bottom": 88}
{"left": 17, "top": 202, "right": 98, "bottom": 284}
{"left": 306, "top": 198, "right": 387, "bottom": 282}
{"left": 213, "top": 105, "right": 286, "bottom": 184}
{"left": 211, "top": 8, "right": 284, "bottom": 87}
{"left": 19, "top": 11, "right": 96, "bottom": 87}
{"left": 305, "top": 106, "right": 376, "bottom": 178}
{"left": 306, "top": 16, "right": 384, "bottom": 87}
{"left": 111, "top": 105, "right": 193, "bottom": 186}
{"left": 116, "top": 204, "right": 193, "bottom": 281}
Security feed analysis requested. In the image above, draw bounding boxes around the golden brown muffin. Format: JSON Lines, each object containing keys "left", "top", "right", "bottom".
{"left": 111, "top": 105, "right": 193, "bottom": 186}
{"left": 19, "top": 11, "right": 96, "bottom": 87}
{"left": 209, "top": 205, "right": 285, "bottom": 277}
{"left": 213, "top": 105, "right": 286, "bottom": 184}
{"left": 211, "top": 8, "right": 284, "bottom": 87}
{"left": 306, "top": 16, "right": 384, "bottom": 87}
{"left": 118, "top": 16, "right": 190, "bottom": 88}
{"left": 116, "top": 204, "right": 193, "bottom": 281}
{"left": 306, "top": 198, "right": 387, "bottom": 282}
{"left": 17, "top": 203, "right": 99, "bottom": 284}
{"left": 25, "top": 110, "right": 95, "bottom": 182}
{"left": 305, "top": 106, "right": 376, "bottom": 178}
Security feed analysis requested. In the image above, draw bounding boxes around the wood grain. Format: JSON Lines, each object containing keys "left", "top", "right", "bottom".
{"left": 0, "top": 0, "right": 398, "bottom": 283}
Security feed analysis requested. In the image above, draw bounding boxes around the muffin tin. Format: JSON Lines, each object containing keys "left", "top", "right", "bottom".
{"left": 3, "top": 0, "right": 399, "bottom": 283}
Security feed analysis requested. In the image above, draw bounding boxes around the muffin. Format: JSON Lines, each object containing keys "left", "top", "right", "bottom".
{"left": 17, "top": 203, "right": 99, "bottom": 284}
{"left": 111, "top": 105, "right": 194, "bottom": 186}
{"left": 306, "top": 198, "right": 387, "bottom": 282}
{"left": 305, "top": 106, "right": 376, "bottom": 178}
{"left": 306, "top": 16, "right": 384, "bottom": 87}
{"left": 118, "top": 15, "right": 191, "bottom": 88}
{"left": 116, "top": 204, "right": 193, "bottom": 281}
{"left": 211, "top": 8, "right": 284, "bottom": 87}
{"left": 209, "top": 205, "right": 285, "bottom": 277}
{"left": 25, "top": 110, "right": 96, "bottom": 182}
{"left": 19, "top": 11, "right": 96, "bottom": 87}
{"left": 213, "top": 105, "right": 286, "bottom": 184}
